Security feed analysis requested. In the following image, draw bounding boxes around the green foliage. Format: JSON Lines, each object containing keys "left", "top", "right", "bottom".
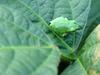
{"left": 61, "top": 25, "right": 100, "bottom": 75}
{"left": 0, "top": 0, "right": 99, "bottom": 75}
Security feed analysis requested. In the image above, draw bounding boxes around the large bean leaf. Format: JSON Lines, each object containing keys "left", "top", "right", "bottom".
{"left": 0, "top": 0, "right": 92, "bottom": 59}
{"left": 0, "top": 0, "right": 99, "bottom": 74}
{"left": 0, "top": 0, "right": 61, "bottom": 74}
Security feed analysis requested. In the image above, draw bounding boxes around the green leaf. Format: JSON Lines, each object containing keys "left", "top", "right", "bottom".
{"left": 80, "top": 25, "right": 100, "bottom": 52}
{"left": 61, "top": 25, "right": 100, "bottom": 75}
{"left": 61, "top": 59, "right": 87, "bottom": 75}
{"left": 78, "top": 0, "right": 100, "bottom": 49}
{"left": 0, "top": 0, "right": 74, "bottom": 59}
{"left": 0, "top": 0, "right": 61, "bottom": 75}
{"left": 78, "top": 25, "right": 100, "bottom": 75}
{"left": 87, "top": 0, "right": 100, "bottom": 25}
{"left": 0, "top": 15, "right": 60, "bottom": 75}
{"left": 0, "top": 13, "right": 61, "bottom": 75}
{"left": 87, "top": 0, "right": 100, "bottom": 29}
{"left": 79, "top": 43, "right": 100, "bottom": 75}
{"left": 0, "top": 0, "right": 97, "bottom": 60}
{"left": 0, "top": 46, "right": 60, "bottom": 75}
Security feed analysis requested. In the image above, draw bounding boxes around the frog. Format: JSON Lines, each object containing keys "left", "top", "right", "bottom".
{"left": 50, "top": 17, "right": 79, "bottom": 36}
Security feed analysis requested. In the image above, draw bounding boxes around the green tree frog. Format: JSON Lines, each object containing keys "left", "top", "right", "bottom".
{"left": 50, "top": 17, "right": 79, "bottom": 36}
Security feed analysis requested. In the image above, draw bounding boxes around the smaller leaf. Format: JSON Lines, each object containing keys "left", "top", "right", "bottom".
{"left": 79, "top": 25, "right": 100, "bottom": 75}
{"left": 61, "top": 59, "right": 87, "bottom": 75}
{"left": 61, "top": 25, "right": 100, "bottom": 75}
{"left": 80, "top": 24, "right": 100, "bottom": 52}
{"left": 79, "top": 43, "right": 100, "bottom": 75}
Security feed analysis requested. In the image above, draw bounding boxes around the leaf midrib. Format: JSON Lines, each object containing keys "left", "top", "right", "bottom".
{"left": 0, "top": 45, "right": 56, "bottom": 51}
{"left": 77, "top": 58, "right": 88, "bottom": 75}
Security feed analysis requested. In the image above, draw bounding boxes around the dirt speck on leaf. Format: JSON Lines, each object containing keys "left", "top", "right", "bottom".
{"left": 93, "top": 44, "right": 100, "bottom": 64}
{"left": 95, "top": 25, "right": 100, "bottom": 41}
{"left": 88, "top": 69, "right": 97, "bottom": 75}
